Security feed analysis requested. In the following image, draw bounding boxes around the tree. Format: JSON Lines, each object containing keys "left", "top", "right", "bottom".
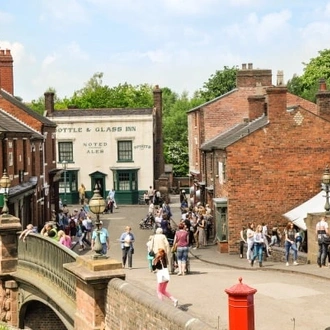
{"left": 28, "top": 87, "right": 68, "bottom": 114}
{"left": 163, "top": 91, "right": 204, "bottom": 176}
{"left": 287, "top": 49, "right": 330, "bottom": 102}
{"left": 199, "top": 66, "right": 238, "bottom": 101}
{"left": 68, "top": 73, "right": 153, "bottom": 108}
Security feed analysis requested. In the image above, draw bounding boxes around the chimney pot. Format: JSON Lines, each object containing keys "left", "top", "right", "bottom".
{"left": 277, "top": 70, "right": 284, "bottom": 86}
{"left": 242, "top": 63, "right": 247, "bottom": 70}
{"left": 0, "top": 50, "right": 4, "bottom": 55}
{"left": 248, "top": 63, "right": 253, "bottom": 70}
{"left": 5, "top": 49, "right": 11, "bottom": 56}
{"left": 319, "top": 78, "right": 327, "bottom": 91}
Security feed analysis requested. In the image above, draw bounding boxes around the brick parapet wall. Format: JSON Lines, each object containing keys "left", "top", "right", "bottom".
{"left": 105, "top": 278, "right": 213, "bottom": 330}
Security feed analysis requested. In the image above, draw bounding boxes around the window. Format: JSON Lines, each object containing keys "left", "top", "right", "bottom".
{"left": 118, "top": 172, "right": 130, "bottom": 190}
{"left": 117, "top": 141, "right": 132, "bottom": 162}
{"left": 114, "top": 170, "right": 138, "bottom": 191}
{"left": 58, "top": 142, "right": 73, "bottom": 162}
{"left": 216, "top": 206, "right": 228, "bottom": 241}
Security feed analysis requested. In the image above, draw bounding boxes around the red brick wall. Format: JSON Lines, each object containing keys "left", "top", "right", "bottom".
{"left": 23, "top": 301, "right": 67, "bottom": 330}
{"left": 0, "top": 49, "right": 14, "bottom": 95}
{"left": 225, "top": 97, "right": 330, "bottom": 252}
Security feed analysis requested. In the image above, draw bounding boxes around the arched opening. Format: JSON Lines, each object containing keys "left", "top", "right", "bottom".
{"left": 19, "top": 300, "right": 67, "bottom": 330}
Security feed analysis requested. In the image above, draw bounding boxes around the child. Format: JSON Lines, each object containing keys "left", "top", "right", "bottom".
{"left": 146, "top": 235, "right": 155, "bottom": 272}
{"left": 19, "top": 224, "right": 36, "bottom": 242}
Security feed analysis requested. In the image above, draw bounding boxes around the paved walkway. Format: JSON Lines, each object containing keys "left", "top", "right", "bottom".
{"left": 189, "top": 242, "right": 330, "bottom": 282}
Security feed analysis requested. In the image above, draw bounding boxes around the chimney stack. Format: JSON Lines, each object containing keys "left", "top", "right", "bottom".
{"left": 0, "top": 49, "right": 14, "bottom": 95}
{"left": 266, "top": 86, "right": 287, "bottom": 122}
{"left": 44, "top": 92, "right": 55, "bottom": 115}
{"left": 276, "top": 71, "right": 284, "bottom": 86}
{"left": 236, "top": 64, "right": 272, "bottom": 88}
{"left": 247, "top": 95, "right": 266, "bottom": 121}
{"left": 153, "top": 85, "right": 164, "bottom": 181}
{"left": 316, "top": 78, "right": 330, "bottom": 119}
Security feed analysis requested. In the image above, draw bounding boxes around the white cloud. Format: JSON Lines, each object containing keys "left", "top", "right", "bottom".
{"left": 224, "top": 9, "right": 292, "bottom": 43}
{"left": 160, "top": 0, "right": 219, "bottom": 15}
{"left": 0, "top": 41, "right": 25, "bottom": 64}
{"left": 67, "top": 42, "right": 89, "bottom": 60}
{"left": 0, "top": 11, "right": 13, "bottom": 23}
{"left": 42, "top": 54, "right": 59, "bottom": 68}
{"left": 40, "top": 0, "right": 89, "bottom": 24}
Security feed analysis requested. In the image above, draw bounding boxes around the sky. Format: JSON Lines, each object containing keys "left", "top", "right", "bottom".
{"left": 1, "top": 0, "right": 330, "bottom": 102}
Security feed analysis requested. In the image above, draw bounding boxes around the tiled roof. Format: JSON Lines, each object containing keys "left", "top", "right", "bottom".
{"left": 0, "top": 109, "right": 43, "bottom": 139}
{"left": 187, "top": 89, "right": 237, "bottom": 113}
{"left": 201, "top": 115, "right": 269, "bottom": 151}
{"left": 48, "top": 108, "right": 153, "bottom": 117}
{"left": 0, "top": 89, "right": 56, "bottom": 126}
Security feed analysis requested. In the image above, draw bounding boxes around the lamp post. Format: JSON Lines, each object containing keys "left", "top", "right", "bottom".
{"left": 62, "top": 160, "right": 68, "bottom": 204}
{"left": 0, "top": 169, "right": 11, "bottom": 215}
{"left": 89, "top": 186, "right": 107, "bottom": 259}
{"left": 322, "top": 165, "right": 330, "bottom": 213}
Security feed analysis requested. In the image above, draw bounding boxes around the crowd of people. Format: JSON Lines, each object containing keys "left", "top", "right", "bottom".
{"left": 19, "top": 205, "right": 101, "bottom": 253}
{"left": 240, "top": 221, "right": 305, "bottom": 267}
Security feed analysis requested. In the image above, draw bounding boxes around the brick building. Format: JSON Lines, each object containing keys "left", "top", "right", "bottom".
{"left": 187, "top": 64, "right": 330, "bottom": 253}
{"left": 0, "top": 48, "right": 58, "bottom": 227}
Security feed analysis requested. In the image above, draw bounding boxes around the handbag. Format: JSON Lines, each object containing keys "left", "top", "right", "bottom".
{"left": 148, "top": 237, "right": 155, "bottom": 257}
{"left": 156, "top": 260, "right": 170, "bottom": 283}
{"left": 171, "top": 243, "right": 178, "bottom": 253}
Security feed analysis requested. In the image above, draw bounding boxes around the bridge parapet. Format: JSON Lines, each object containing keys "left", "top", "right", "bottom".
{"left": 17, "top": 233, "right": 77, "bottom": 301}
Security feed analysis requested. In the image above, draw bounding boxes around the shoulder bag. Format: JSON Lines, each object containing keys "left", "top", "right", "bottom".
{"left": 156, "top": 260, "right": 170, "bottom": 283}
{"left": 149, "top": 237, "right": 155, "bottom": 257}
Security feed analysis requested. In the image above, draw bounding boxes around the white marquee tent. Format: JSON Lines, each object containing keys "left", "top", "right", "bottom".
{"left": 283, "top": 191, "right": 326, "bottom": 230}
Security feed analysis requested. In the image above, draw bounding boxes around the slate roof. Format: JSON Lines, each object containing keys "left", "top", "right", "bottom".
{"left": 187, "top": 89, "right": 237, "bottom": 113}
{"left": 0, "top": 89, "right": 56, "bottom": 127}
{"left": 0, "top": 109, "right": 44, "bottom": 139}
{"left": 48, "top": 108, "right": 153, "bottom": 117}
{"left": 201, "top": 115, "right": 269, "bottom": 151}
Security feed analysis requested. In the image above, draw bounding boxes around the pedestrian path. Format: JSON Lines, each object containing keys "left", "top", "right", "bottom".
{"left": 69, "top": 196, "right": 330, "bottom": 282}
{"left": 189, "top": 243, "right": 330, "bottom": 281}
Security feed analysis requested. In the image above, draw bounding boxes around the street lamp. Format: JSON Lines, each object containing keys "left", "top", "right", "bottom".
{"left": 322, "top": 165, "right": 330, "bottom": 212}
{"left": 61, "top": 160, "right": 68, "bottom": 204}
{"left": 89, "top": 185, "right": 107, "bottom": 259}
{"left": 0, "top": 169, "right": 11, "bottom": 215}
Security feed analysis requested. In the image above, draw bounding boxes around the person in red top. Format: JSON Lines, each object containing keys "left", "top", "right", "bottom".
{"left": 173, "top": 223, "right": 189, "bottom": 275}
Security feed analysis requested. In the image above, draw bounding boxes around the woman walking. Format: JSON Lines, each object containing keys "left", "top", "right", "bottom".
{"left": 119, "top": 226, "right": 135, "bottom": 269}
{"left": 152, "top": 248, "right": 178, "bottom": 307}
{"left": 246, "top": 222, "right": 255, "bottom": 263}
{"left": 250, "top": 224, "right": 265, "bottom": 267}
{"left": 284, "top": 222, "right": 299, "bottom": 266}
{"left": 173, "top": 223, "right": 189, "bottom": 275}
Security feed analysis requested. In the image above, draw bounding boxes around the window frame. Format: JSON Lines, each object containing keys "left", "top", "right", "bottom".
{"left": 117, "top": 140, "right": 133, "bottom": 162}
{"left": 58, "top": 141, "right": 73, "bottom": 163}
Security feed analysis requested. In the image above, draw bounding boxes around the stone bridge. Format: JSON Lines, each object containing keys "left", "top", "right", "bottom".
{"left": 0, "top": 213, "right": 212, "bottom": 330}
{"left": 0, "top": 212, "right": 125, "bottom": 330}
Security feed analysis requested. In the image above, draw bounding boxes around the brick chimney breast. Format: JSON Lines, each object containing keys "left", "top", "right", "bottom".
{"left": 266, "top": 86, "right": 287, "bottom": 122}
{"left": 236, "top": 68, "right": 272, "bottom": 88}
{"left": 248, "top": 95, "right": 266, "bottom": 121}
{"left": 0, "top": 48, "right": 14, "bottom": 95}
{"left": 316, "top": 78, "right": 330, "bottom": 119}
{"left": 44, "top": 92, "right": 55, "bottom": 115}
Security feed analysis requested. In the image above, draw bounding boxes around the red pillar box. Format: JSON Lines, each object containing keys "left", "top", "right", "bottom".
{"left": 224, "top": 277, "right": 257, "bottom": 330}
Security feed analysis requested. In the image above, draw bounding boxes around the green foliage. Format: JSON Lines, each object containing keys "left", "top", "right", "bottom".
{"left": 162, "top": 90, "right": 204, "bottom": 176}
{"left": 199, "top": 66, "right": 238, "bottom": 101}
{"left": 287, "top": 49, "right": 330, "bottom": 102}
{"left": 68, "top": 73, "right": 153, "bottom": 108}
